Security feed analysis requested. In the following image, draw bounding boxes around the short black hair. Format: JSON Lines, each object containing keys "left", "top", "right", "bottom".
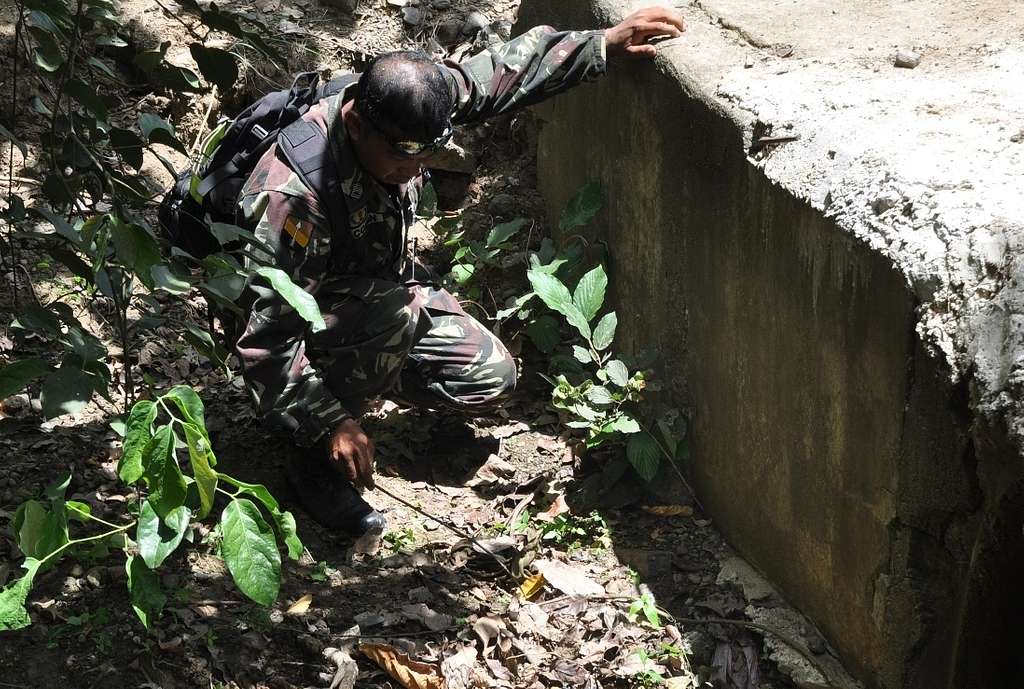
{"left": 354, "top": 51, "right": 454, "bottom": 142}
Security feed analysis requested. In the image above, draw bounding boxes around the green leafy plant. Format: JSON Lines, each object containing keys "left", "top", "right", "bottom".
{"left": 0, "top": 386, "right": 302, "bottom": 631}
{"left": 383, "top": 527, "right": 416, "bottom": 552}
{"left": 627, "top": 591, "right": 662, "bottom": 628}
{"left": 537, "top": 511, "right": 610, "bottom": 550}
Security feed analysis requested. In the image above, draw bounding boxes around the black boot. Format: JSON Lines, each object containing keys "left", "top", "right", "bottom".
{"left": 285, "top": 451, "right": 386, "bottom": 537}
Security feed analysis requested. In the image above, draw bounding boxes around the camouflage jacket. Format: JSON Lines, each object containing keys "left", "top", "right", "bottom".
{"left": 234, "top": 26, "right": 607, "bottom": 446}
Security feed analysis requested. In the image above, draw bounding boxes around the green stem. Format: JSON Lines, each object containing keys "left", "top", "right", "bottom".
{"left": 644, "top": 428, "right": 703, "bottom": 511}
{"left": 36, "top": 521, "right": 135, "bottom": 569}
{"left": 65, "top": 502, "right": 128, "bottom": 531}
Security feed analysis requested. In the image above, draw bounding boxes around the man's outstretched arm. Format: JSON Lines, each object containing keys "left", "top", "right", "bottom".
{"left": 446, "top": 6, "right": 684, "bottom": 125}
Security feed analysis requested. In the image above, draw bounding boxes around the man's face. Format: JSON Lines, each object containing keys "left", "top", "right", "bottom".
{"left": 347, "top": 108, "right": 433, "bottom": 186}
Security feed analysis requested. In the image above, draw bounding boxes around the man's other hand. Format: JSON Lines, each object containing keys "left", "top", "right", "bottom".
{"left": 605, "top": 6, "right": 685, "bottom": 58}
{"left": 327, "top": 418, "right": 376, "bottom": 489}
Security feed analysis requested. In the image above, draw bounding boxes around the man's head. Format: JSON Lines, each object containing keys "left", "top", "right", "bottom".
{"left": 345, "top": 51, "right": 454, "bottom": 185}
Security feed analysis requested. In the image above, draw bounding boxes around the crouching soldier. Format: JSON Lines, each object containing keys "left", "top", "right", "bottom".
{"left": 232, "top": 7, "right": 685, "bottom": 537}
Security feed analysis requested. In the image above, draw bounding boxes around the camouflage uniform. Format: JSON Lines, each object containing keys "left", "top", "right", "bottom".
{"left": 234, "top": 27, "right": 607, "bottom": 447}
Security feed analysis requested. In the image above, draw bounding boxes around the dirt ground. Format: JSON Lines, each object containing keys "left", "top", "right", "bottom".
{"left": 0, "top": 1, "right": 847, "bottom": 687}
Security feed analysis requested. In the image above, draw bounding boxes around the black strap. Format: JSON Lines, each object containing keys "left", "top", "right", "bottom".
{"left": 278, "top": 118, "right": 349, "bottom": 241}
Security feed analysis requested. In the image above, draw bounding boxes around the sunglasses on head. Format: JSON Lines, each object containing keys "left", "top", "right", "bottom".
{"left": 360, "top": 109, "right": 453, "bottom": 157}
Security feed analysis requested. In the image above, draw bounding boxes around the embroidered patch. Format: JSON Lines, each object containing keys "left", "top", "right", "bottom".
{"left": 283, "top": 215, "right": 313, "bottom": 248}
{"left": 350, "top": 207, "right": 368, "bottom": 238}
{"left": 350, "top": 181, "right": 363, "bottom": 200}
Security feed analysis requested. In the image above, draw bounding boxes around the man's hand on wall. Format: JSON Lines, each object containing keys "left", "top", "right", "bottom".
{"left": 605, "top": 6, "right": 685, "bottom": 57}
{"left": 327, "top": 418, "right": 376, "bottom": 489}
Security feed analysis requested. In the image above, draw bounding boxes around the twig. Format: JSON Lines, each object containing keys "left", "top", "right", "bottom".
{"left": 189, "top": 87, "right": 218, "bottom": 161}
{"left": 372, "top": 483, "right": 519, "bottom": 582}
{"left": 150, "top": 0, "right": 205, "bottom": 41}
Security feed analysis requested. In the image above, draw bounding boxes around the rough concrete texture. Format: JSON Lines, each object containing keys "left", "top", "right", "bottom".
{"left": 514, "top": 1, "right": 1024, "bottom": 688}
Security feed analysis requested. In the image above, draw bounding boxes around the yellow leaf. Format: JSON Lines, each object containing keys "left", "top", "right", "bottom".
{"left": 519, "top": 573, "right": 545, "bottom": 601}
{"left": 286, "top": 593, "right": 313, "bottom": 615}
{"left": 359, "top": 643, "right": 445, "bottom": 689}
{"left": 641, "top": 505, "right": 694, "bottom": 518}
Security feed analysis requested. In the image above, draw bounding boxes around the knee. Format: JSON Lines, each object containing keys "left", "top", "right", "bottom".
{"left": 369, "top": 290, "right": 418, "bottom": 346}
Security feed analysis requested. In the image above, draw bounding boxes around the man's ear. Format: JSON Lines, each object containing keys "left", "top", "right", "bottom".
{"left": 344, "top": 104, "right": 364, "bottom": 142}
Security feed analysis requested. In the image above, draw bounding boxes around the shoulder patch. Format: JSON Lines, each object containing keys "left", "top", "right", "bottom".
{"left": 283, "top": 215, "right": 314, "bottom": 248}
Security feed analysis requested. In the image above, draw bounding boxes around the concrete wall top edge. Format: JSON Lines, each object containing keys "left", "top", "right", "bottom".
{"left": 518, "top": 0, "right": 1024, "bottom": 449}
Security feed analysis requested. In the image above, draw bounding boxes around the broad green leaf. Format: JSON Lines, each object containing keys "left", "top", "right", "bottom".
{"left": 65, "top": 500, "right": 92, "bottom": 523}
{"left": 273, "top": 509, "right": 303, "bottom": 561}
{"left": 40, "top": 365, "right": 95, "bottom": 418}
{"left": 29, "top": 27, "right": 64, "bottom": 72}
{"left": 572, "top": 266, "right": 607, "bottom": 322}
{"left": 44, "top": 473, "right": 70, "bottom": 501}
{"left": 183, "top": 423, "right": 217, "bottom": 519}
{"left": 30, "top": 206, "right": 78, "bottom": 243}
{"left": 125, "top": 554, "right": 165, "bottom": 629}
{"left": 485, "top": 218, "right": 528, "bottom": 248}
{"left": 656, "top": 419, "right": 679, "bottom": 458}
{"left": 527, "top": 270, "right": 572, "bottom": 313}
{"left": 137, "top": 501, "right": 190, "bottom": 569}
{"left": 119, "top": 400, "right": 157, "bottom": 484}
{"left": 221, "top": 498, "right": 281, "bottom": 606}
{"left": 189, "top": 43, "right": 238, "bottom": 91}
{"left": 64, "top": 79, "right": 109, "bottom": 120}
{"left": 451, "top": 263, "right": 475, "bottom": 285}
{"left": 95, "top": 34, "right": 128, "bottom": 47}
{"left": 605, "top": 360, "right": 630, "bottom": 387}
{"left": 152, "top": 264, "right": 193, "bottom": 294}
{"left": 525, "top": 315, "right": 560, "bottom": 353}
{"left": 164, "top": 386, "right": 210, "bottom": 444}
{"left": 254, "top": 267, "right": 326, "bottom": 333}
{"left": 586, "top": 385, "right": 615, "bottom": 406}
{"left": 527, "top": 270, "right": 591, "bottom": 339}
{"left": 219, "top": 476, "right": 301, "bottom": 559}
{"left": 0, "top": 358, "right": 50, "bottom": 398}
{"left": 572, "top": 345, "right": 592, "bottom": 364}
{"left": 138, "top": 112, "right": 186, "bottom": 153}
{"left": 417, "top": 182, "right": 438, "bottom": 218}
{"left": 0, "top": 559, "right": 42, "bottom": 631}
{"left": 493, "top": 291, "right": 535, "bottom": 320}
{"left": 109, "top": 219, "right": 162, "bottom": 286}
{"left": 141, "top": 426, "right": 187, "bottom": 517}
{"left": 64, "top": 325, "right": 106, "bottom": 363}
{"left": 592, "top": 312, "right": 618, "bottom": 351}
{"left": 0, "top": 123, "right": 27, "bottom": 158}
{"left": 559, "top": 180, "right": 603, "bottom": 233}
{"left": 29, "top": 96, "right": 52, "bottom": 117}
{"left": 109, "top": 127, "right": 145, "bottom": 169}
{"left": 610, "top": 414, "right": 641, "bottom": 434}
{"left": 627, "top": 432, "right": 661, "bottom": 481}
{"left": 14, "top": 498, "right": 68, "bottom": 561}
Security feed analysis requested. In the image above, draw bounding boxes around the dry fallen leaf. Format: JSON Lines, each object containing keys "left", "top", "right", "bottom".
{"left": 286, "top": 593, "right": 313, "bottom": 615}
{"left": 536, "top": 494, "right": 570, "bottom": 522}
{"left": 441, "top": 645, "right": 485, "bottom": 689}
{"left": 324, "top": 646, "right": 359, "bottom": 689}
{"left": 534, "top": 559, "right": 604, "bottom": 597}
{"left": 359, "top": 642, "right": 445, "bottom": 689}
{"left": 401, "top": 603, "right": 454, "bottom": 631}
{"left": 641, "top": 505, "right": 694, "bottom": 518}
{"left": 518, "top": 573, "right": 545, "bottom": 601}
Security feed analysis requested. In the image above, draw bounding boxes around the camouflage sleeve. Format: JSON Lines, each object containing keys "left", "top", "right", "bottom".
{"left": 445, "top": 25, "right": 607, "bottom": 125}
{"left": 234, "top": 187, "right": 351, "bottom": 448}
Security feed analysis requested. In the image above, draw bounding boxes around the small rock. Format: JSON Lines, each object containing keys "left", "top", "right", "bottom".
{"left": 70, "top": 564, "right": 84, "bottom": 577}
{"left": 30, "top": 398, "right": 42, "bottom": 413}
{"left": 62, "top": 576, "right": 85, "bottom": 595}
{"left": 1010, "top": 129, "right": 1024, "bottom": 143}
{"left": 462, "top": 10, "right": 488, "bottom": 36}
{"left": 408, "top": 586, "right": 433, "bottom": 603}
{"left": 436, "top": 18, "right": 463, "bottom": 45}
{"left": 1, "top": 489, "right": 13, "bottom": 504}
{"left": 744, "top": 56, "right": 754, "bottom": 68}
{"left": 2, "top": 394, "right": 30, "bottom": 413}
{"left": 402, "top": 6, "right": 423, "bottom": 26}
{"left": 488, "top": 193, "right": 518, "bottom": 217}
{"left": 269, "top": 609, "right": 285, "bottom": 624}
{"left": 431, "top": 0, "right": 450, "bottom": 8}
{"left": 871, "top": 190, "right": 901, "bottom": 215}
{"left": 85, "top": 566, "right": 105, "bottom": 588}
{"left": 894, "top": 49, "right": 920, "bottom": 68}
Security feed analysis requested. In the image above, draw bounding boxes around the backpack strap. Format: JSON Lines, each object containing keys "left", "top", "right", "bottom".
{"left": 277, "top": 118, "right": 350, "bottom": 241}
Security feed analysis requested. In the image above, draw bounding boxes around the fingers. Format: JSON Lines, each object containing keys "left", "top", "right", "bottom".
{"left": 356, "top": 439, "right": 376, "bottom": 489}
{"left": 631, "top": 20, "right": 683, "bottom": 39}
{"left": 626, "top": 44, "right": 658, "bottom": 57}
{"left": 631, "top": 7, "right": 685, "bottom": 31}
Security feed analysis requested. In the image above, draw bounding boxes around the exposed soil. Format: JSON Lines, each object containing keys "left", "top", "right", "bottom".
{"left": 0, "top": 1, "right": 851, "bottom": 688}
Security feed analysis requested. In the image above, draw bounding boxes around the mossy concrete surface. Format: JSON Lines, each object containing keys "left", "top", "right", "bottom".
{"left": 514, "top": 1, "right": 1024, "bottom": 687}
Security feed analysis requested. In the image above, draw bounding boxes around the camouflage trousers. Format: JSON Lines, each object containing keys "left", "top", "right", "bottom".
{"left": 305, "top": 277, "right": 517, "bottom": 417}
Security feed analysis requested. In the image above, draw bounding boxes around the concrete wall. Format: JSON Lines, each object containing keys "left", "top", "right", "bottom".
{"left": 515, "top": 3, "right": 1023, "bottom": 688}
